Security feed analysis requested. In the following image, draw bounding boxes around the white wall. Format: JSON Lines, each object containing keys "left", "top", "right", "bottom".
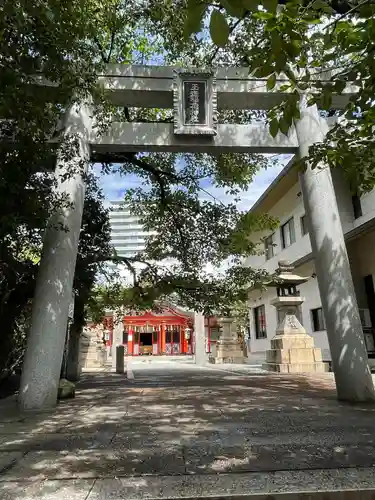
{"left": 248, "top": 230, "right": 375, "bottom": 361}
{"left": 245, "top": 181, "right": 312, "bottom": 273}
{"left": 298, "top": 262, "right": 331, "bottom": 361}
{"left": 348, "top": 230, "right": 375, "bottom": 300}
{"left": 246, "top": 167, "right": 375, "bottom": 361}
{"left": 246, "top": 170, "right": 375, "bottom": 275}
{"left": 248, "top": 287, "right": 276, "bottom": 353}
{"left": 330, "top": 167, "right": 375, "bottom": 233}
{"left": 355, "top": 190, "right": 375, "bottom": 229}
{"left": 248, "top": 261, "right": 331, "bottom": 360}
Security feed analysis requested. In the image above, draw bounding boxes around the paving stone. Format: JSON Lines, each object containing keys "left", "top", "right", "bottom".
{"left": 0, "top": 417, "right": 75, "bottom": 435}
{"left": 0, "top": 479, "right": 94, "bottom": 500}
{"left": 0, "top": 413, "right": 27, "bottom": 425}
{"left": 184, "top": 442, "right": 375, "bottom": 474}
{"left": 184, "top": 445, "right": 249, "bottom": 473}
{"left": 0, "top": 435, "right": 31, "bottom": 452}
{"left": 268, "top": 468, "right": 375, "bottom": 493}
{"left": 110, "top": 432, "right": 181, "bottom": 449}
{"left": 0, "top": 452, "right": 24, "bottom": 475}
{"left": 58, "top": 421, "right": 123, "bottom": 434}
{"left": 203, "top": 429, "right": 375, "bottom": 447}
{"left": 0, "top": 446, "right": 185, "bottom": 481}
{"left": 87, "top": 473, "right": 269, "bottom": 499}
{"left": 87, "top": 469, "right": 375, "bottom": 499}
{"left": 2, "top": 366, "right": 375, "bottom": 498}
{"left": 0, "top": 431, "right": 115, "bottom": 452}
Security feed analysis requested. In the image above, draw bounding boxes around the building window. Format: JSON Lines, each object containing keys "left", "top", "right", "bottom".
{"left": 311, "top": 307, "right": 326, "bottom": 332}
{"left": 352, "top": 195, "right": 362, "bottom": 219}
{"left": 281, "top": 218, "right": 296, "bottom": 249}
{"left": 264, "top": 233, "right": 275, "bottom": 260}
{"left": 254, "top": 305, "right": 267, "bottom": 339}
{"left": 300, "top": 214, "right": 308, "bottom": 236}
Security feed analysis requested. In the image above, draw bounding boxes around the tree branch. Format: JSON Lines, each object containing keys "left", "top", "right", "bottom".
{"left": 93, "top": 36, "right": 108, "bottom": 64}
{"left": 96, "top": 153, "right": 233, "bottom": 266}
{"left": 120, "top": 157, "right": 196, "bottom": 264}
{"left": 106, "top": 31, "right": 116, "bottom": 63}
{"left": 324, "top": 0, "right": 370, "bottom": 32}
{"left": 83, "top": 254, "right": 139, "bottom": 285}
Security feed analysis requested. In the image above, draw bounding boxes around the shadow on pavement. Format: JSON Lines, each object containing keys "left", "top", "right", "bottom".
{"left": 1, "top": 366, "right": 375, "bottom": 498}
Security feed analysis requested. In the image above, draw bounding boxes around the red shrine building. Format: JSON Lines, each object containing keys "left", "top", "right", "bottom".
{"left": 90, "top": 304, "right": 220, "bottom": 356}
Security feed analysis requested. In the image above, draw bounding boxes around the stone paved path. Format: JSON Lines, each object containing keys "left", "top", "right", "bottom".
{"left": 1, "top": 361, "right": 375, "bottom": 499}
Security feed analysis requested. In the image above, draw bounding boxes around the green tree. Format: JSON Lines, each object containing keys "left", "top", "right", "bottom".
{"left": 182, "top": 0, "right": 375, "bottom": 192}
{"left": 0, "top": 173, "right": 112, "bottom": 383}
{"left": 92, "top": 152, "right": 278, "bottom": 317}
{"left": 1, "top": 0, "right": 282, "bottom": 387}
{"left": 0, "top": 0, "right": 104, "bottom": 383}
{"left": 0, "top": 0, "right": 160, "bottom": 382}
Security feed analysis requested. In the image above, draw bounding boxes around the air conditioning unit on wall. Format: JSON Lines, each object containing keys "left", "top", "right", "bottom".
{"left": 359, "top": 309, "right": 372, "bottom": 328}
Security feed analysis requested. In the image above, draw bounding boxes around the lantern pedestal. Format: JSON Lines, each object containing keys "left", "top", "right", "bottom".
{"left": 262, "top": 261, "right": 326, "bottom": 374}
{"left": 263, "top": 296, "right": 326, "bottom": 373}
{"left": 214, "top": 317, "right": 245, "bottom": 364}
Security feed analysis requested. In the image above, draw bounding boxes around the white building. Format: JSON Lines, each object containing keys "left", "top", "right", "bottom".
{"left": 246, "top": 160, "right": 375, "bottom": 361}
{"left": 109, "top": 201, "right": 150, "bottom": 258}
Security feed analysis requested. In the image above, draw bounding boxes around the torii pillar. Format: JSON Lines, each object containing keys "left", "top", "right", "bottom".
{"left": 194, "top": 312, "right": 208, "bottom": 365}
{"left": 296, "top": 97, "right": 375, "bottom": 402}
{"left": 19, "top": 100, "right": 92, "bottom": 411}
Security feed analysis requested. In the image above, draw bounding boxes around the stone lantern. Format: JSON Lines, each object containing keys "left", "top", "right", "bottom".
{"left": 214, "top": 317, "right": 245, "bottom": 364}
{"left": 262, "top": 261, "right": 326, "bottom": 373}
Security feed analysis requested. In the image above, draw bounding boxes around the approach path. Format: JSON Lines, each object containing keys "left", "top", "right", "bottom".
{"left": 1, "top": 361, "right": 375, "bottom": 499}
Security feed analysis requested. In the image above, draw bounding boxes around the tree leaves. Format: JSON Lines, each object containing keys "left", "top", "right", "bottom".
{"left": 209, "top": 9, "right": 230, "bottom": 47}
{"left": 321, "top": 86, "right": 333, "bottom": 110}
{"left": 269, "top": 118, "right": 279, "bottom": 138}
{"left": 262, "top": 0, "right": 278, "bottom": 14}
{"left": 111, "top": 151, "right": 275, "bottom": 315}
{"left": 278, "top": 117, "right": 289, "bottom": 136}
{"left": 267, "top": 73, "right": 276, "bottom": 90}
{"left": 184, "top": 1, "right": 206, "bottom": 38}
{"left": 312, "top": 0, "right": 334, "bottom": 14}
{"left": 241, "top": 0, "right": 259, "bottom": 11}
{"left": 221, "top": 0, "right": 245, "bottom": 18}
{"left": 165, "top": 0, "right": 375, "bottom": 220}
{"left": 254, "top": 64, "right": 273, "bottom": 78}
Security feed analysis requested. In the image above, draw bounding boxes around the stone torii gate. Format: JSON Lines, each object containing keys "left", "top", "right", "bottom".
{"left": 19, "top": 65, "right": 375, "bottom": 410}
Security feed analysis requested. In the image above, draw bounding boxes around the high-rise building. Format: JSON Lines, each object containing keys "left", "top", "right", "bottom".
{"left": 108, "top": 201, "right": 149, "bottom": 258}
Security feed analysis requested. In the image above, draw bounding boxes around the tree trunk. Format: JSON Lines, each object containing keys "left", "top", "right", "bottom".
{"left": 0, "top": 277, "right": 35, "bottom": 379}
{"left": 66, "top": 324, "right": 82, "bottom": 382}
{"left": 65, "top": 293, "right": 87, "bottom": 382}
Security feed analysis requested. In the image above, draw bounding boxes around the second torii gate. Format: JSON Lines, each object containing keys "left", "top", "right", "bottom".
{"left": 19, "top": 65, "right": 375, "bottom": 410}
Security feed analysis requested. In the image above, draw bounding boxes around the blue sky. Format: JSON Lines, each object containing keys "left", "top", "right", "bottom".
{"left": 93, "top": 154, "right": 291, "bottom": 210}
{"left": 93, "top": 167, "right": 141, "bottom": 206}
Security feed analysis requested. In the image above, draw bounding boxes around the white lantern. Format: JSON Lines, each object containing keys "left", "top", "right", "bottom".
{"left": 184, "top": 327, "right": 191, "bottom": 340}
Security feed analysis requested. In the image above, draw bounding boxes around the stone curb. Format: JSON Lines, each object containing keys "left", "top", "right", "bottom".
{"left": 153, "top": 491, "right": 375, "bottom": 500}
